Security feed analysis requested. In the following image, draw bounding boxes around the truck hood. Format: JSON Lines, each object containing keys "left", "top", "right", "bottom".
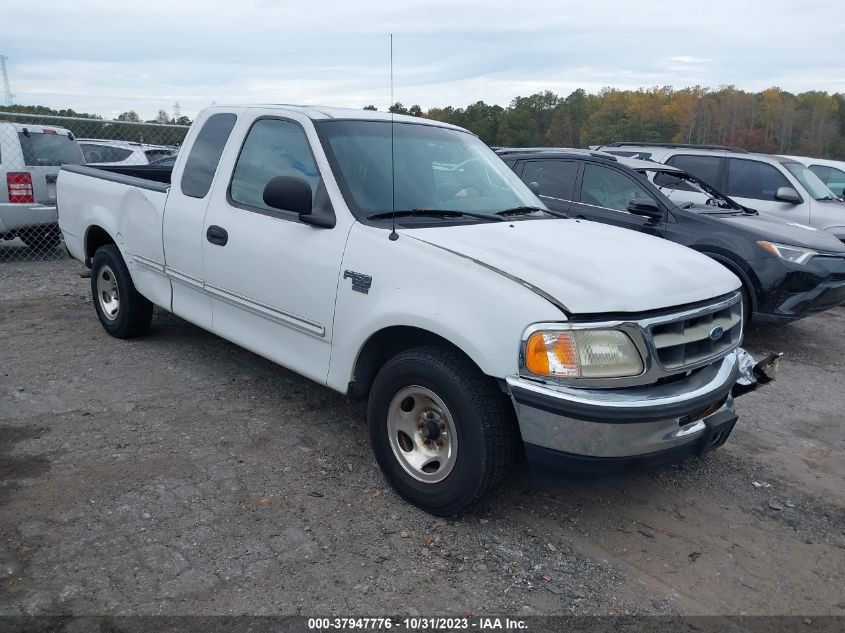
{"left": 402, "top": 219, "right": 740, "bottom": 315}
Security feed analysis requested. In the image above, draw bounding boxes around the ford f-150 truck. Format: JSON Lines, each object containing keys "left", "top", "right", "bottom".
{"left": 58, "top": 105, "right": 776, "bottom": 515}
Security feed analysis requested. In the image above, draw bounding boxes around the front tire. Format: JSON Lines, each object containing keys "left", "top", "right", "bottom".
{"left": 91, "top": 244, "right": 153, "bottom": 338}
{"left": 368, "top": 345, "right": 516, "bottom": 516}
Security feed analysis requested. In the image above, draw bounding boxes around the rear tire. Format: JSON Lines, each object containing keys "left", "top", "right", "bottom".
{"left": 367, "top": 345, "right": 516, "bottom": 516}
{"left": 91, "top": 244, "right": 153, "bottom": 338}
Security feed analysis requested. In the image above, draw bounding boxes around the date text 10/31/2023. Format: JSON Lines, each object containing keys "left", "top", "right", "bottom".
{"left": 307, "top": 617, "right": 528, "bottom": 630}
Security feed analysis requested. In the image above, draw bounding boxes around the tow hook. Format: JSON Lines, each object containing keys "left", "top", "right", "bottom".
{"left": 732, "top": 348, "right": 783, "bottom": 398}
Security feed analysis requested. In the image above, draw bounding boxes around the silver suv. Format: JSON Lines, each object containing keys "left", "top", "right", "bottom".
{"left": 1, "top": 121, "right": 85, "bottom": 247}
{"left": 594, "top": 143, "right": 845, "bottom": 242}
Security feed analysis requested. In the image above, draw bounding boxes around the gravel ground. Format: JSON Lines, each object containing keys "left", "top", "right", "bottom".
{"left": 1, "top": 256, "right": 843, "bottom": 617}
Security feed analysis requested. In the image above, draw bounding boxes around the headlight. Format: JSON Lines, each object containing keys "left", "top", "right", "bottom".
{"left": 522, "top": 329, "right": 643, "bottom": 379}
{"left": 757, "top": 240, "right": 816, "bottom": 264}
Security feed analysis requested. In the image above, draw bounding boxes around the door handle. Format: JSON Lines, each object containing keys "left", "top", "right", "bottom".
{"left": 206, "top": 225, "right": 228, "bottom": 246}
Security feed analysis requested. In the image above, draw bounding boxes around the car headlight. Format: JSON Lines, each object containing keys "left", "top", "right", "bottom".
{"left": 522, "top": 328, "right": 643, "bottom": 379}
{"left": 757, "top": 240, "right": 816, "bottom": 264}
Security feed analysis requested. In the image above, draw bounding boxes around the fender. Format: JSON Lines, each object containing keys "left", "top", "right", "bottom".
{"left": 693, "top": 246, "right": 760, "bottom": 315}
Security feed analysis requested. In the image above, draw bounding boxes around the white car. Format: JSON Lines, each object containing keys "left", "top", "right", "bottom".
{"left": 78, "top": 139, "right": 176, "bottom": 166}
{"left": 58, "top": 106, "right": 775, "bottom": 515}
{"left": 594, "top": 143, "right": 845, "bottom": 242}
{"left": 781, "top": 155, "right": 845, "bottom": 198}
{"left": 1, "top": 121, "right": 85, "bottom": 247}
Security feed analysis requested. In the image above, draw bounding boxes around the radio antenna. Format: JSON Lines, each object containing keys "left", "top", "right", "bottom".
{"left": 388, "top": 33, "right": 398, "bottom": 241}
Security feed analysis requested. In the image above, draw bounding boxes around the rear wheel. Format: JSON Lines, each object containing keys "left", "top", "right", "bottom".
{"left": 368, "top": 345, "right": 516, "bottom": 516}
{"left": 90, "top": 244, "right": 153, "bottom": 338}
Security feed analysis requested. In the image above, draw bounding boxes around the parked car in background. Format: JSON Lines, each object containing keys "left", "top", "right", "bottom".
{"left": 781, "top": 155, "right": 845, "bottom": 198}
{"left": 499, "top": 148, "right": 845, "bottom": 323}
{"left": 147, "top": 154, "right": 178, "bottom": 167}
{"left": 78, "top": 139, "right": 176, "bottom": 166}
{"left": 592, "top": 143, "right": 845, "bottom": 243}
{"left": 57, "top": 105, "right": 776, "bottom": 515}
{"left": 1, "top": 121, "right": 85, "bottom": 247}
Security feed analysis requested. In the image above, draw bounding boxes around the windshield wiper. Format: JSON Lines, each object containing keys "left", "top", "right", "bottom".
{"left": 366, "top": 209, "right": 503, "bottom": 222}
{"left": 495, "top": 205, "right": 568, "bottom": 219}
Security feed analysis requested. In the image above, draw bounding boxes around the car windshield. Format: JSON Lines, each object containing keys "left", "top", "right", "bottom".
{"left": 648, "top": 168, "right": 741, "bottom": 211}
{"left": 18, "top": 130, "right": 85, "bottom": 166}
{"left": 316, "top": 120, "right": 544, "bottom": 221}
{"left": 782, "top": 162, "right": 837, "bottom": 200}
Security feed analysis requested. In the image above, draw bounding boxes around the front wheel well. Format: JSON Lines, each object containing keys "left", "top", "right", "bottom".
{"left": 85, "top": 225, "right": 116, "bottom": 267}
{"left": 349, "top": 326, "right": 488, "bottom": 400}
{"left": 694, "top": 248, "right": 759, "bottom": 316}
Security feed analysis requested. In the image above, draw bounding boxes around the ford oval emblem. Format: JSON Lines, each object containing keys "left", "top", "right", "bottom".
{"left": 709, "top": 326, "right": 724, "bottom": 341}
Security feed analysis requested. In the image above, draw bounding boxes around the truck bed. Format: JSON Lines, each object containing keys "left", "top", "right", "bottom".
{"left": 58, "top": 163, "right": 172, "bottom": 310}
{"left": 61, "top": 163, "right": 173, "bottom": 189}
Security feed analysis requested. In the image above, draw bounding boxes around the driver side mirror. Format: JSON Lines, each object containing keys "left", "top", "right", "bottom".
{"left": 627, "top": 198, "right": 663, "bottom": 220}
{"left": 263, "top": 176, "right": 313, "bottom": 215}
{"left": 774, "top": 186, "right": 801, "bottom": 204}
{"left": 528, "top": 181, "right": 540, "bottom": 196}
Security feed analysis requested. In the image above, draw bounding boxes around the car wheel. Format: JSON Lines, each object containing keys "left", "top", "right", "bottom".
{"left": 91, "top": 244, "right": 153, "bottom": 338}
{"left": 368, "top": 345, "right": 516, "bottom": 516}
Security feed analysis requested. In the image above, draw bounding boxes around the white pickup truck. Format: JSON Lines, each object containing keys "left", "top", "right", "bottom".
{"left": 58, "top": 105, "right": 777, "bottom": 515}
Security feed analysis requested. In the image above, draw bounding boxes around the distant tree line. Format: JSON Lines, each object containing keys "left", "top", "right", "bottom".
{"left": 4, "top": 85, "right": 845, "bottom": 158}
{"left": 0, "top": 104, "right": 190, "bottom": 146}
{"left": 416, "top": 86, "right": 845, "bottom": 159}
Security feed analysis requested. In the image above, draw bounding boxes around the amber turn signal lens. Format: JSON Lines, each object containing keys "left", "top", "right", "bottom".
{"left": 524, "top": 331, "right": 579, "bottom": 377}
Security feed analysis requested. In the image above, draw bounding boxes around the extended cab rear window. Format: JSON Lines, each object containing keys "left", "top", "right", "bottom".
{"left": 18, "top": 130, "right": 84, "bottom": 166}
{"left": 181, "top": 113, "right": 237, "bottom": 198}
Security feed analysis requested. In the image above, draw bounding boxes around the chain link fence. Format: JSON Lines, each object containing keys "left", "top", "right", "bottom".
{"left": 0, "top": 112, "right": 188, "bottom": 263}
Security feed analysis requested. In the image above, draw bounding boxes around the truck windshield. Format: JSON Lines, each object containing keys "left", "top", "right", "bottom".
{"left": 18, "top": 130, "right": 85, "bottom": 167}
{"left": 782, "top": 162, "right": 838, "bottom": 200}
{"left": 316, "top": 120, "right": 544, "bottom": 221}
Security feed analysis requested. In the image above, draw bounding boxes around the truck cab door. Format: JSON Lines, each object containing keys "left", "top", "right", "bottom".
{"left": 200, "top": 113, "right": 350, "bottom": 385}
{"left": 163, "top": 111, "right": 239, "bottom": 330}
{"left": 570, "top": 162, "right": 666, "bottom": 238}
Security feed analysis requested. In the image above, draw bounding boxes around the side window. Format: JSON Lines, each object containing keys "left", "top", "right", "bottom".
{"left": 145, "top": 149, "right": 173, "bottom": 162}
{"left": 181, "top": 113, "right": 237, "bottom": 199}
{"left": 230, "top": 119, "right": 321, "bottom": 214}
{"left": 810, "top": 165, "right": 845, "bottom": 194}
{"left": 725, "top": 158, "right": 791, "bottom": 201}
{"left": 580, "top": 163, "right": 654, "bottom": 212}
{"left": 521, "top": 160, "right": 578, "bottom": 200}
{"left": 666, "top": 154, "right": 721, "bottom": 186}
{"left": 84, "top": 146, "right": 133, "bottom": 163}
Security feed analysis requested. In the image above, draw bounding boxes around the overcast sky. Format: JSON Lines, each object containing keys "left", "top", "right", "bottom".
{"left": 3, "top": 0, "right": 844, "bottom": 120}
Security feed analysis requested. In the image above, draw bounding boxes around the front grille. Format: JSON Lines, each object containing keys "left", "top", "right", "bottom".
{"left": 830, "top": 272, "right": 845, "bottom": 282}
{"left": 649, "top": 297, "right": 742, "bottom": 371}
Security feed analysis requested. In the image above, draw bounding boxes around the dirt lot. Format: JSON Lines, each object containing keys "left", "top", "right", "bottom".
{"left": 1, "top": 256, "right": 843, "bottom": 617}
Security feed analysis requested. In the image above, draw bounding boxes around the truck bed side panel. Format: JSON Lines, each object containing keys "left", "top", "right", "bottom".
{"left": 58, "top": 167, "right": 171, "bottom": 309}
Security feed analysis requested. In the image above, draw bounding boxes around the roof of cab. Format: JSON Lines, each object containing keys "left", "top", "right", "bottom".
{"left": 210, "top": 104, "right": 469, "bottom": 132}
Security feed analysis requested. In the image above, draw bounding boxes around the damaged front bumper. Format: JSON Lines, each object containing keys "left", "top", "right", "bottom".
{"left": 507, "top": 348, "right": 780, "bottom": 476}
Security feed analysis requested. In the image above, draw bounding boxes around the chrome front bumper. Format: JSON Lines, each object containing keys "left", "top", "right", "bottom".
{"left": 506, "top": 349, "right": 741, "bottom": 460}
